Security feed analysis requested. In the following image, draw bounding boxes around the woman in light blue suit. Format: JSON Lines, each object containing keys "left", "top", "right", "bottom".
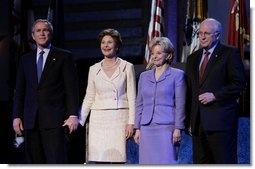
{"left": 134, "top": 37, "right": 186, "bottom": 164}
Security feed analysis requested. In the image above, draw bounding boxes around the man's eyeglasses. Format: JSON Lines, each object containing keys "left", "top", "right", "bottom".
{"left": 197, "top": 31, "right": 219, "bottom": 38}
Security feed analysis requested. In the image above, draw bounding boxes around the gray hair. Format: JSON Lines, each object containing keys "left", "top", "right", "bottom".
{"left": 201, "top": 18, "right": 222, "bottom": 35}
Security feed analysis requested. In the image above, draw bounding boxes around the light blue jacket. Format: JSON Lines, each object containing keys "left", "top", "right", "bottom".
{"left": 135, "top": 66, "right": 186, "bottom": 129}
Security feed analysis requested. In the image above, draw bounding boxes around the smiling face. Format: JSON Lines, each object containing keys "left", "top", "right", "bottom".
{"left": 32, "top": 21, "right": 52, "bottom": 49}
{"left": 151, "top": 44, "right": 168, "bottom": 67}
{"left": 100, "top": 35, "right": 118, "bottom": 58}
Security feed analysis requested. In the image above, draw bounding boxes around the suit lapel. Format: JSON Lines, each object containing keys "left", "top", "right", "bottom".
{"left": 94, "top": 61, "right": 110, "bottom": 82}
{"left": 110, "top": 59, "right": 126, "bottom": 81}
{"left": 195, "top": 50, "right": 203, "bottom": 84}
{"left": 29, "top": 50, "right": 39, "bottom": 84}
{"left": 200, "top": 43, "right": 222, "bottom": 85}
{"left": 146, "top": 69, "right": 156, "bottom": 83}
{"left": 157, "top": 66, "right": 171, "bottom": 82}
{"left": 146, "top": 66, "right": 171, "bottom": 83}
{"left": 97, "top": 58, "right": 128, "bottom": 82}
{"left": 39, "top": 47, "right": 57, "bottom": 83}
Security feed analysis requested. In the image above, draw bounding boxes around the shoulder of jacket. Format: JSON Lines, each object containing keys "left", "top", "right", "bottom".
{"left": 20, "top": 50, "right": 36, "bottom": 61}
{"left": 90, "top": 61, "right": 101, "bottom": 70}
{"left": 51, "top": 46, "right": 72, "bottom": 54}
{"left": 140, "top": 69, "right": 153, "bottom": 77}
{"left": 170, "top": 67, "right": 184, "bottom": 74}
{"left": 220, "top": 44, "right": 237, "bottom": 51}
{"left": 88, "top": 61, "right": 103, "bottom": 75}
{"left": 186, "top": 49, "right": 203, "bottom": 62}
{"left": 123, "top": 60, "right": 133, "bottom": 67}
{"left": 119, "top": 58, "right": 134, "bottom": 72}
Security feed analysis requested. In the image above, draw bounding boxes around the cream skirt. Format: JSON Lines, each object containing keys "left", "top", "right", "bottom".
{"left": 88, "top": 109, "right": 128, "bottom": 162}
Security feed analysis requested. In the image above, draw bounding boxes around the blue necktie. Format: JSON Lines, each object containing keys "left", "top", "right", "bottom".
{"left": 37, "top": 51, "right": 44, "bottom": 82}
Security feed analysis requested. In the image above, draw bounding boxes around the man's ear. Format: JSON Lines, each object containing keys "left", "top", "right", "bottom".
{"left": 216, "top": 33, "right": 221, "bottom": 39}
{"left": 32, "top": 33, "right": 35, "bottom": 40}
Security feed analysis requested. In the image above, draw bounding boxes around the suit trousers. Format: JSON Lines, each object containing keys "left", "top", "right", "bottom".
{"left": 192, "top": 122, "right": 237, "bottom": 164}
{"left": 24, "top": 124, "right": 67, "bottom": 164}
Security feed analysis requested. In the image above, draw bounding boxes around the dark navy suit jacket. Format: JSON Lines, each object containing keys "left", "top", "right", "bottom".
{"left": 185, "top": 43, "right": 246, "bottom": 133}
{"left": 13, "top": 46, "right": 79, "bottom": 130}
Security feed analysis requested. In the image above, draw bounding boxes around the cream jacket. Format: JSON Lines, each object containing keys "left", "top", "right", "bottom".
{"left": 79, "top": 58, "right": 136, "bottom": 125}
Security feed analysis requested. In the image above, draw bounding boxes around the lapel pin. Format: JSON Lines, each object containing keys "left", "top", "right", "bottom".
{"left": 215, "top": 55, "right": 218, "bottom": 58}
{"left": 53, "top": 58, "right": 56, "bottom": 61}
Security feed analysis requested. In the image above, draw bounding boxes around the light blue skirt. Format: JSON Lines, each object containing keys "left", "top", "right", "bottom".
{"left": 139, "top": 123, "right": 179, "bottom": 164}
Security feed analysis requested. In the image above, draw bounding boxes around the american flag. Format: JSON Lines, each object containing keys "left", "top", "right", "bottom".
{"left": 145, "top": 0, "right": 164, "bottom": 69}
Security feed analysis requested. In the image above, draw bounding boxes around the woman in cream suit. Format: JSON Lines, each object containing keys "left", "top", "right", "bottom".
{"left": 79, "top": 29, "right": 136, "bottom": 163}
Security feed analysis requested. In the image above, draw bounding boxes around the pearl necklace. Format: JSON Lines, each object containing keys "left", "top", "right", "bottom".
{"left": 102, "top": 58, "right": 120, "bottom": 70}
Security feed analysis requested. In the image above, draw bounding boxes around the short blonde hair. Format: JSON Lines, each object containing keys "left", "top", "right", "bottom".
{"left": 149, "top": 37, "right": 174, "bottom": 64}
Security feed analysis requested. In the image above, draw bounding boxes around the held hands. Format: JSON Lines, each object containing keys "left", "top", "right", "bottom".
{"left": 63, "top": 116, "right": 79, "bottom": 134}
{"left": 125, "top": 124, "right": 134, "bottom": 140}
{"left": 199, "top": 92, "right": 216, "bottom": 105}
{"left": 13, "top": 118, "right": 24, "bottom": 136}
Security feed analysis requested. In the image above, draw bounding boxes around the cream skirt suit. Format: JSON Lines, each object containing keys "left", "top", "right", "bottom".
{"left": 80, "top": 58, "right": 136, "bottom": 162}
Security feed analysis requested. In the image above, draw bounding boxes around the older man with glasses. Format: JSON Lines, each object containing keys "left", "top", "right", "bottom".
{"left": 185, "top": 18, "right": 246, "bottom": 164}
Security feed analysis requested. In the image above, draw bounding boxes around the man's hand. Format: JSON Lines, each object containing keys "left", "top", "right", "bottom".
{"left": 13, "top": 118, "right": 23, "bottom": 136}
{"left": 63, "top": 116, "right": 79, "bottom": 133}
{"left": 199, "top": 92, "right": 216, "bottom": 104}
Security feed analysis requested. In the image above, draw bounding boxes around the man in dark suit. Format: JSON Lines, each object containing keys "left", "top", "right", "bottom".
{"left": 185, "top": 18, "right": 246, "bottom": 164}
{"left": 12, "top": 19, "right": 79, "bottom": 164}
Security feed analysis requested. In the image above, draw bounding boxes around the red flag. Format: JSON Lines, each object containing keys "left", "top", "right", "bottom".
{"left": 144, "top": 0, "right": 164, "bottom": 69}
{"left": 227, "top": 0, "right": 250, "bottom": 58}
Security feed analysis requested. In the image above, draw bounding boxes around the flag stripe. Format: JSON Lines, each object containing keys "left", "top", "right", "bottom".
{"left": 144, "top": 0, "right": 164, "bottom": 67}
